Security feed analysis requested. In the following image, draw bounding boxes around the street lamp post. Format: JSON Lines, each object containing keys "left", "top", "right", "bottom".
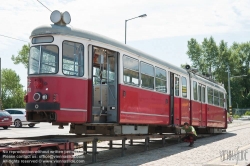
{"left": 227, "top": 65, "right": 247, "bottom": 114}
{"left": 125, "top": 14, "right": 147, "bottom": 44}
{"left": 227, "top": 65, "right": 231, "bottom": 113}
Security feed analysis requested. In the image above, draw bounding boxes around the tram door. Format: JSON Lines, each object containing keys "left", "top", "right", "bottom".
{"left": 92, "top": 46, "right": 118, "bottom": 123}
{"left": 199, "top": 84, "right": 206, "bottom": 126}
{"left": 170, "top": 73, "right": 181, "bottom": 125}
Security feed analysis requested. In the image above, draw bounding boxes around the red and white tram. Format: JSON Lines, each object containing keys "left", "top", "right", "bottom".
{"left": 25, "top": 11, "right": 227, "bottom": 135}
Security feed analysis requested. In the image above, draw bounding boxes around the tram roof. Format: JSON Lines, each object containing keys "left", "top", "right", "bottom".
{"left": 31, "top": 24, "right": 187, "bottom": 74}
{"left": 31, "top": 24, "right": 225, "bottom": 91}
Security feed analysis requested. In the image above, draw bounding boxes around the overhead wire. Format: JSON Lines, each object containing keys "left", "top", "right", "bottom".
{"left": 0, "top": 34, "right": 29, "bottom": 43}
{"left": 37, "top": 0, "right": 52, "bottom": 12}
{"left": 0, "top": 1, "right": 52, "bottom": 43}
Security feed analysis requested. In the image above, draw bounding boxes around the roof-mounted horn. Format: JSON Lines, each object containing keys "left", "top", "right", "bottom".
{"left": 185, "top": 65, "right": 198, "bottom": 73}
{"left": 50, "top": 10, "right": 71, "bottom": 26}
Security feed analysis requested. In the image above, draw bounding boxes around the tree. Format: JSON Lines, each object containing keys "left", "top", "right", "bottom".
{"left": 186, "top": 38, "right": 203, "bottom": 71}
{"left": 229, "top": 42, "right": 250, "bottom": 108}
{"left": 1, "top": 69, "right": 25, "bottom": 109}
{"left": 11, "top": 44, "right": 30, "bottom": 69}
{"left": 186, "top": 37, "right": 219, "bottom": 77}
{"left": 186, "top": 37, "right": 250, "bottom": 108}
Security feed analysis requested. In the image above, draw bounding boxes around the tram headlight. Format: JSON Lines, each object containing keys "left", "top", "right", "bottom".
{"left": 33, "top": 92, "right": 41, "bottom": 102}
{"left": 42, "top": 94, "right": 48, "bottom": 101}
{"left": 50, "top": 10, "right": 71, "bottom": 25}
{"left": 62, "top": 11, "right": 71, "bottom": 24}
{"left": 50, "top": 10, "right": 61, "bottom": 24}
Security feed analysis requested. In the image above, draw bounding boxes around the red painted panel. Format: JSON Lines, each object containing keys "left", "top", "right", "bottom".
{"left": 201, "top": 104, "right": 207, "bottom": 127}
{"left": 191, "top": 100, "right": 201, "bottom": 126}
{"left": 207, "top": 104, "right": 226, "bottom": 128}
{"left": 87, "top": 79, "right": 92, "bottom": 122}
{"left": 174, "top": 97, "right": 181, "bottom": 126}
{"left": 119, "top": 85, "right": 170, "bottom": 125}
{"left": 180, "top": 98, "right": 190, "bottom": 125}
{"left": 27, "top": 76, "right": 88, "bottom": 123}
{"left": 56, "top": 110, "right": 87, "bottom": 123}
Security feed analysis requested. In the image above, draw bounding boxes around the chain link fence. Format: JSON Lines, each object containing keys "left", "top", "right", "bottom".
{"left": 233, "top": 108, "right": 250, "bottom": 116}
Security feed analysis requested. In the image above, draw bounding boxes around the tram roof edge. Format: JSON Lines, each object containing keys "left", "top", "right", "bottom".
{"left": 31, "top": 24, "right": 188, "bottom": 74}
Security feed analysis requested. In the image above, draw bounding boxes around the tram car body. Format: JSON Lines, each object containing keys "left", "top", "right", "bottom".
{"left": 25, "top": 11, "right": 227, "bottom": 135}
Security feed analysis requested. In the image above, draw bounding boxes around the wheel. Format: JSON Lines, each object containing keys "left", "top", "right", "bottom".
{"left": 3, "top": 126, "right": 8, "bottom": 129}
{"left": 14, "top": 119, "right": 22, "bottom": 128}
{"left": 28, "top": 124, "right": 35, "bottom": 127}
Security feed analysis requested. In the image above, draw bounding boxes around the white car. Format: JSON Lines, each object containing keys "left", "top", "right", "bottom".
{"left": 5, "top": 108, "right": 39, "bottom": 128}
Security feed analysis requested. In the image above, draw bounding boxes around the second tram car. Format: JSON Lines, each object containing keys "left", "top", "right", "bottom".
{"left": 25, "top": 11, "right": 227, "bottom": 135}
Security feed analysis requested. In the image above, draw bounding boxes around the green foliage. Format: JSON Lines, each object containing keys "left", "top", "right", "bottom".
{"left": 1, "top": 69, "right": 25, "bottom": 109}
{"left": 233, "top": 114, "right": 240, "bottom": 119}
{"left": 11, "top": 44, "right": 30, "bottom": 69}
{"left": 187, "top": 37, "right": 250, "bottom": 108}
{"left": 244, "top": 111, "right": 250, "bottom": 116}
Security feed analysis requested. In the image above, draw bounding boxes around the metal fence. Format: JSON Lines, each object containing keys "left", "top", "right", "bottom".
{"left": 233, "top": 108, "right": 250, "bottom": 116}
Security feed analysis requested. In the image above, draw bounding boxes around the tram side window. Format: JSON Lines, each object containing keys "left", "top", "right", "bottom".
{"left": 182, "top": 77, "right": 187, "bottom": 98}
{"left": 62, "top": 41, "right": 84, "bottom": 77}
{"left": 214, "top": 90, "right": 219, "bottom": 106}
{"left": 123, "top": 55, "right": 139, "bottom": 86}
{"left": 193, "top": 81, "right": 198, "bottom": 100}
{"left": 92, "top": 47, "right": 116, "bottom": 85}
{"left": 207, "top": 87, "right": 213, "bottom": 104}
{"left": 141, "top": 62, "right": 154, "bottom": 89}
{"left": 29, "top": 45, "right": 59, "bottom": 74}
{"left": 202, "top": 86, "right": 206, "bottom": 102}
{"left": 155, "top": 67, "right": 167, "bottom": 93}
{"left": 219, "top": 92, "right": 224, "bottom": 107}
{"left": 198, "top": 84, "right": 201, "bottom": 102}
{"left": 175, "top": 77, "right": 179, "bottom": 96}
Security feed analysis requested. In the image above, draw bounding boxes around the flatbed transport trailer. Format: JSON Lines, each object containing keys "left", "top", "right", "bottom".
{"left": 0, "top": 137, "right": 75, "bottom": 166}
{"left": 0, "top": 133, "right": 191, "bottom": 166}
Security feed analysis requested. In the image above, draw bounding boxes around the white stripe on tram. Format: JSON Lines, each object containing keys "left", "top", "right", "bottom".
{"left": 60, "top": 108, "right": 87, "bottom": 112}
{"left": 207, "top": 120, "right": 223, "bottom": 123}
{"left": 121, "top": 111, "right": 169, "bottom": 117}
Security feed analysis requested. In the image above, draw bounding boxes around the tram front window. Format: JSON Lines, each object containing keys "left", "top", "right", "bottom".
{"left": 62, "top": 41, "right": 84, "bottom": 77}
{"left": 29, "top": 45, "right": 59, "bottom": 74}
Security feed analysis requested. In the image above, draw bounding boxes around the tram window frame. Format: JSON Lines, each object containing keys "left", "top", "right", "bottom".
{"left": 140, "top": 62, "right": 154, "bottom": 89}
{"left": 198, "top": 84, "right": 201, "bottom": 102}
{"left": 155, "top": 67, "right": 167, "bottom": 93}
{"left": 193, "top": 81, "right": 198, "bottom": 100}
{"left": 92, "top": 46, "right": 117, "bottom": 85}
{"left": 181, "top": 77, "right": 187, "bottom": 98}
{"left": 219, "top": 92, "right": 224, "bottom": 107}
{"left": 29, "top": 45, "right": 59, "bottom": 75}
{"left": 62, "top": 40, "right": 84, "bottom": 77}
{"left": 32, "top": 36, "right": 54, "bottom": 44}
{"left": 123, "top": 55, "right": 139, "bottom": 86}
{"left": 214, "top": 90, "right": 219, "bottom": 106}
{"left": 207, "top": 87, "right": 213, "bottom": 104}
{"left": 202, "top": 86, "right": 206, "bottom": 103}
{"left": 174, "top": 76, "right": 180, "bottom": 96}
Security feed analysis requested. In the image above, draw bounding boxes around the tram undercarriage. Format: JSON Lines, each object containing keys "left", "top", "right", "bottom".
{"left": 69, "top": 123, "right": 223, "bottom": 135}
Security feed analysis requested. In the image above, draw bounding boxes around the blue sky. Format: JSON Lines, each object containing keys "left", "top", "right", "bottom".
{"left": 1, "top": 0, "right": 250, "bottom": 90}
